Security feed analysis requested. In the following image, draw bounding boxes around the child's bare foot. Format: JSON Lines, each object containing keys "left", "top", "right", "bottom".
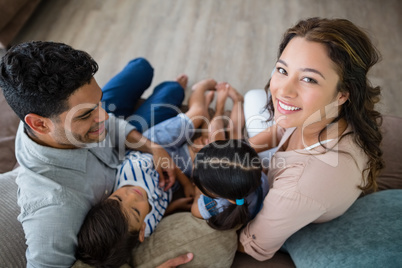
{"left": 205, "top": 91, "right": 215, "bottom": 109}
{"left": 176, "top": 74, "right": 188, "bottom": 89}
{"left": 191, "top": 78, "right": 217, "bottom": 92}
{"left": 225, "top": 83, "right": 244, "bottom": 102}
{"left": 215, "top": 82, "right": 230, "bottom": 111}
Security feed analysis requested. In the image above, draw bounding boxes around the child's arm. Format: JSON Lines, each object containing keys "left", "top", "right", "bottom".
{"left": 175, "top": 167, "right": 195, "bottom": 198}
{"left": 190, "top": 187, "right": 204, "bottom": 219}
{"left": 165, "top": 197, "right": 193, "bottom": 216}
{"left": 248, "top": 124, "right": 282, "bottom": 153}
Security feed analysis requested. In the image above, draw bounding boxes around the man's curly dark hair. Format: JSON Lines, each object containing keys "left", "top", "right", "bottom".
{"left": 0, "top": 41, "right": 98, "bottom": 129}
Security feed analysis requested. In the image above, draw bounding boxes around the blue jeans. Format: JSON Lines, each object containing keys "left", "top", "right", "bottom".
{"left": 101, "top": 58, "right": 185, "bottom": 132}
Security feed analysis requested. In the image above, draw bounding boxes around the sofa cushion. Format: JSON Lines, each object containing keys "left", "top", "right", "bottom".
{"left": 377, "top": 115, "right": 402, "bottom": 190}
{"left": 0, "top": 90, "right": 20, "bottom": 173}
{"left": 284, "top": 189, "right": 402, "bottom": 268}
{"left": 132, "top": 212, "right": 238, "bottom": 268}
{"left": 74, "top": 212, "right": 238, "bottom": 268}
{"left": 0, "top": 168, "right": 26, "bottom": 267}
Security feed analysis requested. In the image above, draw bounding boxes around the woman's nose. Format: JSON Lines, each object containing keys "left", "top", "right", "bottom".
{"left": 278, "top": 78, "right": 298, "bottom": 98}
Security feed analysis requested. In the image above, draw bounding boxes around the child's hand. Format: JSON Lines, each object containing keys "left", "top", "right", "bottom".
{"left": 166, "top": 197, "right": 194, "bottom": 215}
{"left": 175, "top": 168, "right": 194, "bottom": 197}
{"left": 183, "top": 183, "right": 195, "bottom": 198}
{"left": 174, "top": 197, "right": 194, "bottom": 211}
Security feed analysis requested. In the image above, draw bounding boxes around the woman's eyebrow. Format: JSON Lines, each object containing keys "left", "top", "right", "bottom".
{"left": 301, "top": 67, "right": 326, "bottom": 80}
{"left": 277, "top": 59, "right": 326, "bottom": 79}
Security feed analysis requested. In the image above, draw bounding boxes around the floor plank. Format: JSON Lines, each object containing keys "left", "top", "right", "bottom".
{"left": 10, "top": 0, "right": 402, "bottom": 116}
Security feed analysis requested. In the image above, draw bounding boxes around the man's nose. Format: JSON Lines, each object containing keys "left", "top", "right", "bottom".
{"left": 95, "top": 106, "right": 109, "bottom": 122}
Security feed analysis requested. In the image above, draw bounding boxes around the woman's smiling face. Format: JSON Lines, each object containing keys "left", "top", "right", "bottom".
{"left": 269, "top": 37, "right": 348, "bottom": 130}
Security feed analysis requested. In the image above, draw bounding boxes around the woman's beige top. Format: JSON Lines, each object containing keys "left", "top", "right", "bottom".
{"left": 239, "top": 126, "right": 368, "bottom": 261}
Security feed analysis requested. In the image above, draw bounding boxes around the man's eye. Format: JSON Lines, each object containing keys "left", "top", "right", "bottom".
{"left": 80, "top": 113, "right": 91, "bottom": 120}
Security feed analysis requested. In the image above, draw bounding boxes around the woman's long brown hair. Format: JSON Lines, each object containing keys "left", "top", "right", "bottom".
{"left": 265, "top": 17, "right": 384, "bottom": 193}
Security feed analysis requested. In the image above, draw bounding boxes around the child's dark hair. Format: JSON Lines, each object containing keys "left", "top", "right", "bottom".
{"left": 76, "top": 199, "right": 140, "bottom": 267}
{"left": 193, "top": 139, "right": 262, "bottom": 230}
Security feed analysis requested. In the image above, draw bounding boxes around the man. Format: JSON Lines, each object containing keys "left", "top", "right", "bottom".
{"left": 0, "top": 41, "right": 191, "bottom": 267}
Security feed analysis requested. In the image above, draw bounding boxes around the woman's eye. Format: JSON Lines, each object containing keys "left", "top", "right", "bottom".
{"left": 302, "top": 77, "right": 317, "bottom": 84}
{"left": 277, "top": 67, "right": 287, "bottom": 75}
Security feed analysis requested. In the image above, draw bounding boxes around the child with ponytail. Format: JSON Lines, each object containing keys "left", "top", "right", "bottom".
{"left": 191, "top": 139, "right": 269, "bottom": 230}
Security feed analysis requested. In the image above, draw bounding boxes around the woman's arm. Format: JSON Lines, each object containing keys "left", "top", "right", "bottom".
{"left": 239, "top": 148, "right": 364, "bottom": 261}
{"left": 239, "top": 187, "right": 325, "bottom": 261}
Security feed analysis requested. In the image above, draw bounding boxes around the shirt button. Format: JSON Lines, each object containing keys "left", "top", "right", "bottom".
{"left": 252, "top": 234, "right": 256, "bottom": 239}
{"left": 105, "top": 190, "right": 108, "bottom": 195}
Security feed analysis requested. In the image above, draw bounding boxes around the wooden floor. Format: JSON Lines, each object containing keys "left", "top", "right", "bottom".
{"left": 6, "top": 0, "right": 402, "bottom": 116}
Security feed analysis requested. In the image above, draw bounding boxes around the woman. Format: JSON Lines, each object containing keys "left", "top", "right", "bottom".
{"left": 239, "top": 17, "right": 384, "bottom": 260}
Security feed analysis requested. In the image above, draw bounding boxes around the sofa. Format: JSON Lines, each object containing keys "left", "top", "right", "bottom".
{"left": 1, "top": 88, "right": 402, "bottom": 267}
{"left": 0, "top": 0, "right": 41, "bottom": 49}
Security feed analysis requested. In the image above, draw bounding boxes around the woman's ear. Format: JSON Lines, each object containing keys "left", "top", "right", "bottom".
{"left": 24, "top": 113, "right": 52, "bottom": 135}
{"left": 139, "top": 222, "right": 146, "bottom": 243}
{"left": 337, "top": 91, "right": 350, "bottom": 106}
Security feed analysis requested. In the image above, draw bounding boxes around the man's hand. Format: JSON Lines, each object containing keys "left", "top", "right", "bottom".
{"left": 125, "top": 129, "right": 177, "bottom": 190}
{"left": 151, "top": 145, "right": 177, "bottom": 190}
{"left": 156, "top": 253, "right": 194, "bottom": 268}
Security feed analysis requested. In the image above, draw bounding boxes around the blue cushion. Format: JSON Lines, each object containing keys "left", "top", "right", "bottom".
{"left": 284, "top": 189, "right": 402, "bottom": 268}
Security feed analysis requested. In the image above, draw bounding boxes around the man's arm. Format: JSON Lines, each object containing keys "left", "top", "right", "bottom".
{"left": 22, "top": 201, "right": 87, "bottom": 268}
{"left": 126, "top": 129, "right": 177, "bottom": 190}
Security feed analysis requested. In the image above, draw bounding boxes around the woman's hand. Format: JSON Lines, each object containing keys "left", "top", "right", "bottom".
{"left": 156, "top": 253, "right": 194, "bottom": 268}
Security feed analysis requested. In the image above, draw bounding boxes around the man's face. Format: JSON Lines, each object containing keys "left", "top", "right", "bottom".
{"left": 49, "top": 78, "right": 109, "bottom": 148}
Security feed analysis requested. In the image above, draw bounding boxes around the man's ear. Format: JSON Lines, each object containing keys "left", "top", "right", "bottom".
{"left": 139, "top": 222, "right": 146, "bottom": 243}
{"left": 337, "top": 91, "right": 350, "bottom": 106}
{"left": 24, "top": 113, "right": 52, "bottom": 135}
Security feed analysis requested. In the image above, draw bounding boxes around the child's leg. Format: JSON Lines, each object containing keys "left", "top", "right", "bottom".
{"left": 208, "top": 82, "right": 229, "bottom": 142}
{"left": 186, "top": 79, "right": 217, "bottom": 129}
{"left": 129, "top": 74, "right": 187, "bottom": 132}
{"left": 102, "top": 58, "right": 154, "bottom": 118}
{"left": 227, "top": 84, "right": 245, "bottom": 139}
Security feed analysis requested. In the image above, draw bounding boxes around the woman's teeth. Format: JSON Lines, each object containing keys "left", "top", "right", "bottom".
{"left": 279, "top": 101, "right": 301, "bottom": 111}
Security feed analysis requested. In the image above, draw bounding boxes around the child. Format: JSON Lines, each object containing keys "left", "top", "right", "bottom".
{"left": 191, "top": 139, "right": 269, "bottom": 231}
{"left": 75, "top": 150, "right": 194, "bottom": 267}
{"left": 141, "top": 79, "right": 246, "bottom": 178}
{"left": 76, "top": 79, "right": 244, "bottom": 266}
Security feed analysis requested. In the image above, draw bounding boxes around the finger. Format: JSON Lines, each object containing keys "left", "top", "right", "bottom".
{"left": 163, "top": 169, "right": 176, "bottom": 190}
{"left": 162, "top": 253, "right": 194, "bottom": 267}
{"left": 184, "top": 197, "right": 194, "bottom": 203}
{"left": 156, "top": 167, "right": 165, "bottom": 188}
{"left": 164, "top": 178, "right": 175, "bottom": 191}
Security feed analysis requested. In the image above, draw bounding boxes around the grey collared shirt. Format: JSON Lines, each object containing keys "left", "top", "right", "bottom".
{"left": 15, "top": 114, "right": 135, "bottom": 268}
